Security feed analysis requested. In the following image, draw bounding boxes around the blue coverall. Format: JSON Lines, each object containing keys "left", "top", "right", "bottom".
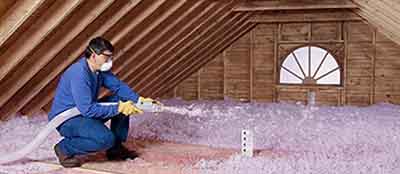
{"left": 48, "top": 57, "right": 139, "bottom": 157}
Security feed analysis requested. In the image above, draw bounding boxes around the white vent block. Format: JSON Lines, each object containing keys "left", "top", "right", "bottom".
{"left": 241, "top": 129, "right": 253, "bottom": 157}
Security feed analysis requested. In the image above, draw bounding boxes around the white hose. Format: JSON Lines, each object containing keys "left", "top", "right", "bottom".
{"left": 0, "top": 101, "right": 163, "bottom": 165}
{"left": 0, "top": 107, "right": 81, "bottom": 164}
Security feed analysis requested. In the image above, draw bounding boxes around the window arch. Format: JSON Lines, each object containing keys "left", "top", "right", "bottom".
{"left": 280, "top": 46, "right": 341, "bottom": 85}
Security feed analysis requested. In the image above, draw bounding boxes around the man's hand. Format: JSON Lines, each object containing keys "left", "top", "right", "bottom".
{"left": 138, "top": 96, "right": 162, "bottom": 105}
{"left": 118, "top": 100, "right": 143, "bottom": 115}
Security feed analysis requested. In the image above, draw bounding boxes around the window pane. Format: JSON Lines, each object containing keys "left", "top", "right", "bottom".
{"left": 310, "top": 46, "right": 327, "bottom": 76}
{"left": 280, "top": 68, "right": 302, "bottom": 84}
{"left": 317, "top": 69, "right": 340, "bottom": 85}
{"left": 293, "top": 46, "right": 309, "bottom": 77}
{"left": 282, "top": 54, "right": 304, "bottom": 78}
{"left": 314, "top": 54, "right": 338, "bottom": 79}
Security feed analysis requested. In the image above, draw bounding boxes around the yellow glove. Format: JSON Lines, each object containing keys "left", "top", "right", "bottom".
{"left": 138, "top": 96, "right": 162, "bottom": 105}
{"left": 118, "top": 100, "right": 143, "bottom": 116}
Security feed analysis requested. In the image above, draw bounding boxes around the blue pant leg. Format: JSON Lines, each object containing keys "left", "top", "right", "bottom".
{"left": 98, "top": 95, "right": 130, "bottom": 143}
{"left": 56, "top": 116, "right": 115, "bottom": 156}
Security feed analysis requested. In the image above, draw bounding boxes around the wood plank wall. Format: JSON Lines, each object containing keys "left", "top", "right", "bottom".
{"left": 163, "top": 14, "right": 400, "bottom": 106}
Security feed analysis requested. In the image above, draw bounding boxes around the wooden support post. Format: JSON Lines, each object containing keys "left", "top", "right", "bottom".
{"left": 249, "top": 27, "right": 254, "bottom": 101}
{"left": 173, "top": 86, "right": 177, "bottom": 98}
{"left": 308, "top": 22, "right": 312, "bottom": 42}
{"left": 343, "top": 22, "right": 348, "bottom": 105}
{"left": 198, "top": 69, "right": 201, "bottom": 100}
{"left": 308, "top": 23, "right": 312, "bottom": 76}
{"left": 273, "top": 24, "right": 281, "bottom": 102}
{"left": 371, "top": 30, "right": 376, "bottom": 104}
{"left": 223, "top": 50, "right": 227, "bottom": 99}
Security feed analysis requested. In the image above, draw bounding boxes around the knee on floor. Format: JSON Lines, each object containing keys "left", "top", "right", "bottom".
{"left": 94, "top": 132, "right": 116, "bottom": 150}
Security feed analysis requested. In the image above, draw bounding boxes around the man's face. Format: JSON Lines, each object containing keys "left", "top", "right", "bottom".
{"left": 92, "top": 50, "right": 113, "bottom": 70}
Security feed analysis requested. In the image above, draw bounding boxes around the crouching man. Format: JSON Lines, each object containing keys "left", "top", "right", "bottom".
{"left": 48, "top": 37, "right": 159, "bottom": 167}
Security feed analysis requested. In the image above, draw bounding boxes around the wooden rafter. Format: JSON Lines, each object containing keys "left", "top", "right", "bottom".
{"left": 352, "top": 0, "right": 400, "bottom": 45}
{"left": 153, "top": 21, "right": 256, "bottom": 97}
{"left": 111, "top": 0, "right": 185, "bottom": 72}
{"left": 140, "top": 13, "right": 247, "bottom": 96}
{"left": 117, "top": 1, "right": 212, "bottom": 83}
{"left": 148, "top": 14, "right": 252, "bottom": 97}
{"left": 0, "top": 0, "right": 115, "bottom": 119}
{"left": 20, "top": 0, "right": 170, "bottom": 116}
{"left": 127, "top": 4, "right": 239, "bottom": 95}
{"left": 124, "top": 1, "right": 235, "bottom": 92}
{"left": 17, "top": 0, "right": 142, "bottom": 117}
{"left": 0, "top": 0, "right": 85, "bottom": 108}
{"left": 0, "top": 0, "right": 49, "bottom": 48}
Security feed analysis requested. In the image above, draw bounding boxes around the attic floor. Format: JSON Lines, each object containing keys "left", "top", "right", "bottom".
{"left": 33, "top": 139, "right": 277, "bottom": 174}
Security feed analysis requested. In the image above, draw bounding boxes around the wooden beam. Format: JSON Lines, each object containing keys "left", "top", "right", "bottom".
{"left": 126, "top": 2, "right": 235, "bottom": 96}
{"left": 111, "top": 0, "right": 186, "bottom": 73}
{"left": 233, "top": 0, "right": 358, "bottom": 11}
{"left": 0, "top": 0, "right": 48, "bottom": 48}
{"left": 273, "top": 23, "right": 280, "bottom": 102}
{"left": 249, "top": 28, "right": 254, "bottom": 101}
{"left": 0, "top": 0, "right": 16, "bottom": 19}
{"left": 150, "top": 17, "right": 253, "bottom": 97}
{"left": 0, "top": 0, "right": 85, "bottom": 108}
{"left": 0, "top": 0, "right": 116, "bottom": 118}
{"left": 119, "top": 1, "right": 224, "bottom": 90}
{"left": 19, "top": 1, "right": 142, "bottom": 117}
{"left": 353, "top": 0, "right": 400, "bottom": 45}
{"left": 107, "top": 0, "right": 169, "bottom": 46}
{"left": 154, "top": 22, "right": 256, "bottom": 97}
{"left": 197, "top": 69, "right": 201, "bottom": 100}
{"left": 223, "top": 50, "right": 227, "bottom": 97}
{"left": 343, "top": 22, "right": 348, "bottom": 105}
{"left": 250, "top": 9, "right": 362, "bottom": 23}
{"left": 173, "top": 86, "right": 177, "bottom": 98}
{"left": 116, "top": 1, "right": 213, "bottom": 85}
{"left": 278, "top": 40, "right": 345, "bottom": 44}
{"left": 370, "top": 29, "right": 376, "bottom": 104}
{"left": 140, "top": 13, "right": 246, "bottom": 96}
{"left": 21, "top": 0, "right": 165, "bottom": 115}
{"left": 130, "top": 8, "right": 241, "bottom": 95}
{"left": 21, "top": 76, "right": 58, "bottom": 116}
{"left": 21, "top": 0, "right": 165, "bottom": 116}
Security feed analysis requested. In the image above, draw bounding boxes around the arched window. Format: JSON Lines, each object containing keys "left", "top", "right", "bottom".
{"left": 280, "top": 46, "right": 341, "bottom": 85}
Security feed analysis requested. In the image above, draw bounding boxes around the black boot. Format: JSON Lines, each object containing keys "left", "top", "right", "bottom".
{"left": 54, "top": 143, "right": 82, "bottom": 168}
{"left": 106, "top": 143, "right": 139, "bottom": 161}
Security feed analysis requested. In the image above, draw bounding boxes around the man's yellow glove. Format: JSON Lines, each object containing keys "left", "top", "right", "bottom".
{"left": 138, "top": 96, "right": 162, "bottom": 105}
{"left": 118, "top": 100, "right": 143, "bottom": 116}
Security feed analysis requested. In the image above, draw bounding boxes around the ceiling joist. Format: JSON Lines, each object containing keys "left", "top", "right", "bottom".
{"left": 147, "top": 13, "right": 252, "bottom": 97}
{"left": 233, "top": 0, "right": 358, "bottom": 12}
{"left": 120, "top": 1, "right": 222, "bottom": 88}
{"left": 352, "top": 0, "right": 400, "bottom": 45}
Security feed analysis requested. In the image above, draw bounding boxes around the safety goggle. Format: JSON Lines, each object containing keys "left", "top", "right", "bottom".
{"left": 89, "top": 47, "right": 113, "bottom": 61}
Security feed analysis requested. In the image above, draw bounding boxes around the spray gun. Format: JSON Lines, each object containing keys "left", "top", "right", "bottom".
{"left": 136, "top": 100, "right": 164, "bottom": 113}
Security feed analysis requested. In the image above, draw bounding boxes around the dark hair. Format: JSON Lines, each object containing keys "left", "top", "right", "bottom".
{"left": 84, "top": 37, "right": 114, "bottom": 58}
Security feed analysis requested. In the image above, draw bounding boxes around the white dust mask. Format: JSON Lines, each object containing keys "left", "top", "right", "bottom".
{"left": 100, "top": 59, "right": 112, "bottom": 71}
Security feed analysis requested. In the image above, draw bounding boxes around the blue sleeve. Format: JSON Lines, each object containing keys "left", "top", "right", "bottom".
{"left": 70, "top": 68, "right": 119, "bottom": 119}
{"left": 101, "top": 71, "right": 140, "bottom": 103}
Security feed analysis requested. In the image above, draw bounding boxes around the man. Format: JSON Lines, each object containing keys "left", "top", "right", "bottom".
{"left": 48, "top": 37, "right": 159, "bottom": 167}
